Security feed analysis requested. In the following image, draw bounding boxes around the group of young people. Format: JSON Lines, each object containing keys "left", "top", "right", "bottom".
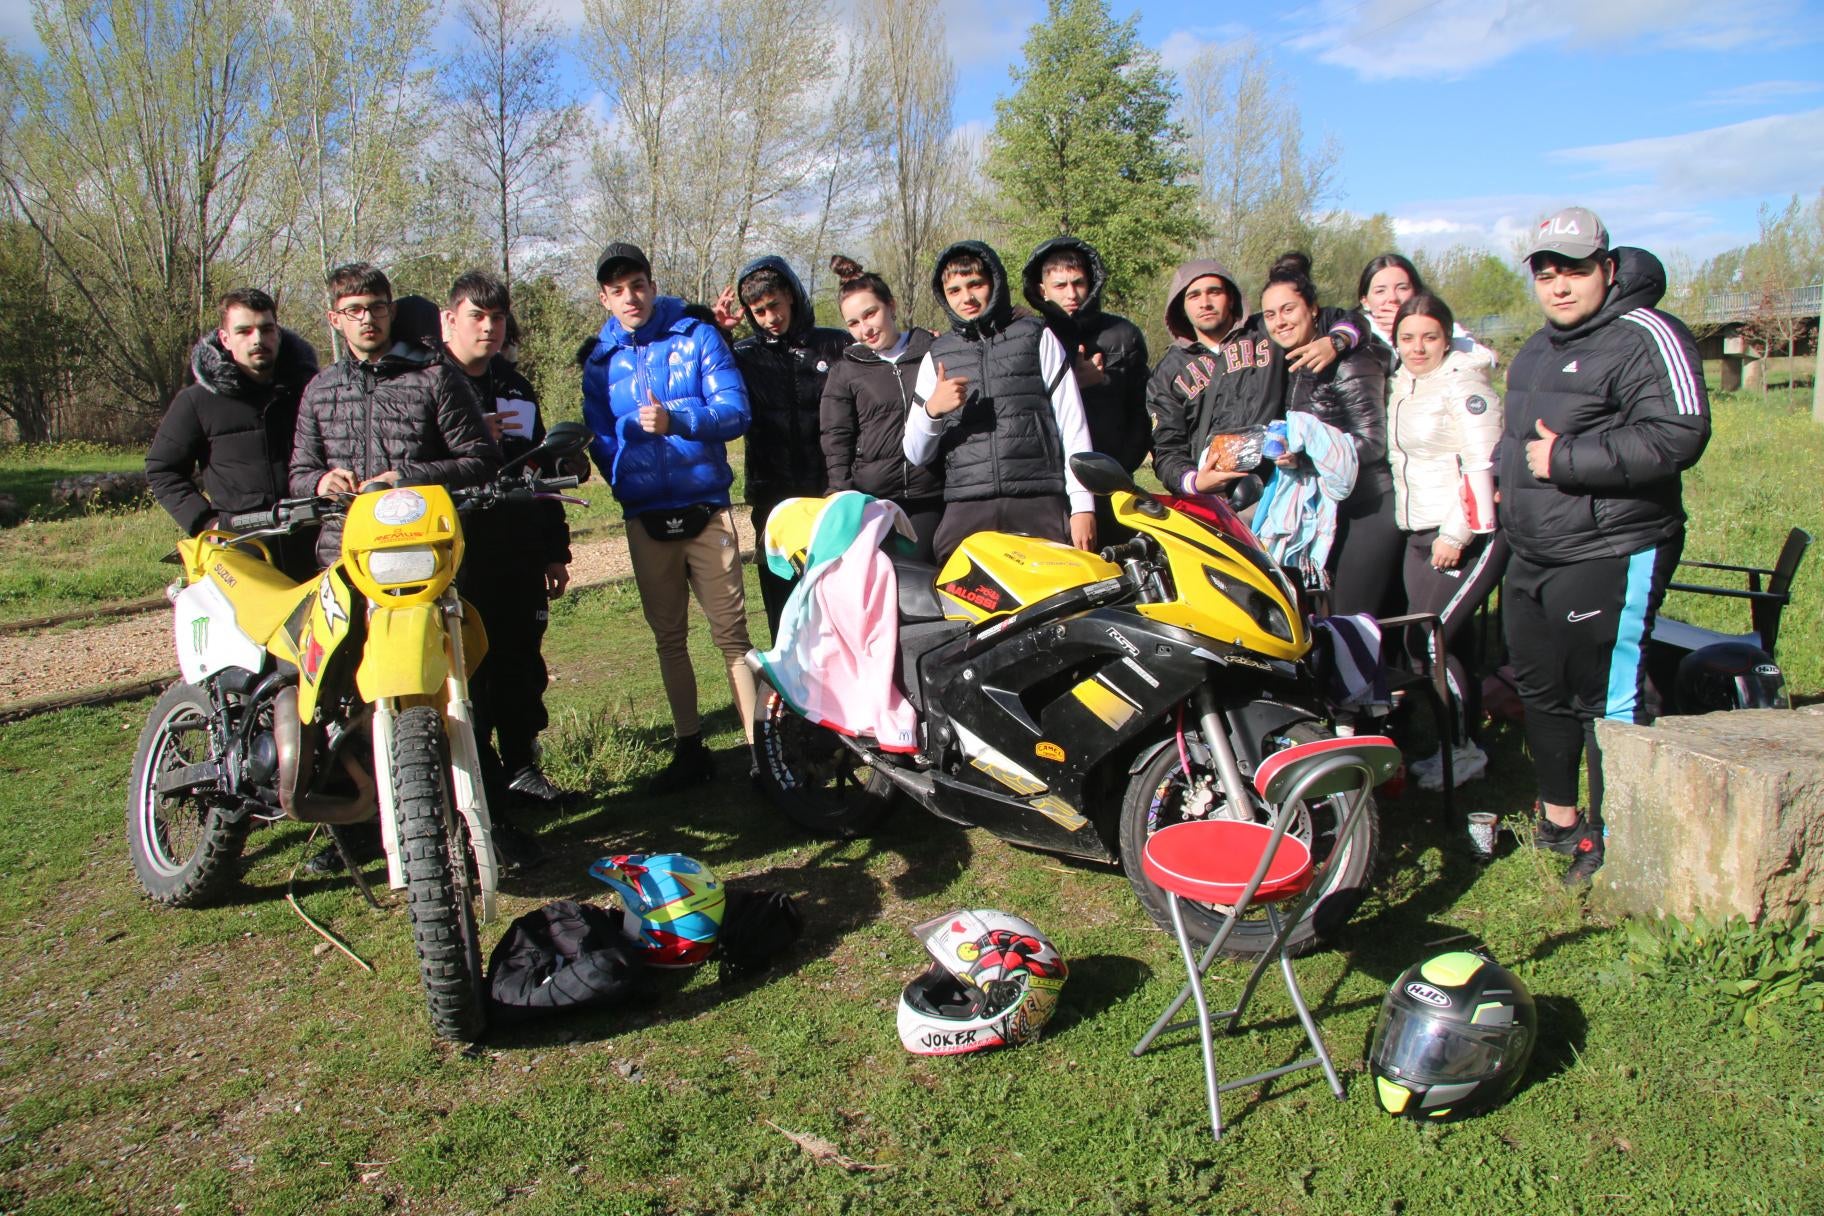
{"left": 147, "top": 202, "right": 1709, "bottom": 885}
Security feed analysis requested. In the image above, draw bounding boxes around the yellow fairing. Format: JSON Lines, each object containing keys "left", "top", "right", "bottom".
{"left": 296, "top": 567, "right": 360, "bottom": 721}
{"left": 342, "top": 484, "right": 462, "bottom": 606}
{"left": 1115, "top": 494, "right": 1309, "bottom": 661}
{"left": 182, "top": 532, "right": 317, "bottom": 649}
{"left": 936, "top": 532, "right": 1120, "bottom": 623}
{"left": 357, "top": 604, "right": 449, "bottom": 701}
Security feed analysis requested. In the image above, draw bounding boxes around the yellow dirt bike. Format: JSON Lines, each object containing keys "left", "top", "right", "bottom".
{"left": 126, "top": 422, "right": 592, "bottom": 1041}
{"left": 753, "top": 453, "right": 1374, "bottom": 957}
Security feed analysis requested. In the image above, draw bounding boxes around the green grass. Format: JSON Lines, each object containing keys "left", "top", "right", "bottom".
{"left": 1, "top": 558, "right": 1820, "bottom": 1213}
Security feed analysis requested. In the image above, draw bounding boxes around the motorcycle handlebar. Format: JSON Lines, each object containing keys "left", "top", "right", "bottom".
{"left": 1100, "top": 538, "right": 1150, "bottom": 565}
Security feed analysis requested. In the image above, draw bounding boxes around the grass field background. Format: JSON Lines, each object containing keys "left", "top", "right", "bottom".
{"left": 0, "top": 390, "right": 1819, "bottom": 1213}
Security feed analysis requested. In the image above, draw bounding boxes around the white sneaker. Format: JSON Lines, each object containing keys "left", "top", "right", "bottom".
{"left": 1415, "top": 742, "right": 1488, "bottom": 792}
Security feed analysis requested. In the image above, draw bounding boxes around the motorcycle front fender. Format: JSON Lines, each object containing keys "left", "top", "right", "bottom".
{"left": 356, "top": 604, "right": 449, "bottom": 701}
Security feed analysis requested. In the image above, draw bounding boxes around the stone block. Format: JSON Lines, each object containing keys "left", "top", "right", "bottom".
{"left": 1593, "top": 705, "right": 1824, "bottom": 924}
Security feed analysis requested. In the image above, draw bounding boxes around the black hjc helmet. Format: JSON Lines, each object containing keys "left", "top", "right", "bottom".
{"left": 1370, "top": 950, "right": 1536, "bottom": 1121}
{"left": 1675, "top": 642, "right": 1789, "bottom": 713}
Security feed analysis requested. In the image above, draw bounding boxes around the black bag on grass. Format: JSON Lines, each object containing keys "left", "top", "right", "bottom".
{"left": 486, "top": 899, "right": 639, "bottom": 1024}
{"left": 717, "top": 889, "right": 803, "bottom": 983}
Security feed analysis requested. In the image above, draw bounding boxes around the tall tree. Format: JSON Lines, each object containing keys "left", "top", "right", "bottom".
{"left": 1415, "top": 245, "right": 1531, "bottom": 323}
{"left": 985, "top": 0, "right": 1202, "bottom": 304}
{"left": 443, "top": 0, "right": 586, "bottom": 283}
{"left": 1179, "top": 39, "right": 1336, "bottom": 294}
{"left": 857, "top": 0, "right": 961, "bottom": 324}
{"left": 0, "top": 0, "right": 276, "bottom": 413}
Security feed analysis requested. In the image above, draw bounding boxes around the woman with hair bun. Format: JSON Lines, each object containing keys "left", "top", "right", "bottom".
{"left": 1358, "top": 252, "right": 1496, "bottom": 370}
{"left": 1261, "top": 251, "right": 1399, "bottom": 616}
{"left": 1387, "top": 291, "right": 1506, "bottom": 790}
{"left": 818, "top": 256, "right": 944, "bottom": 562}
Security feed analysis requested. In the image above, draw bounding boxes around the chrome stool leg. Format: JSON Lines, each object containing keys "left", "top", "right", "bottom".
{"left": 1165, "top": 893, "right": 1224, "bottom": 1139}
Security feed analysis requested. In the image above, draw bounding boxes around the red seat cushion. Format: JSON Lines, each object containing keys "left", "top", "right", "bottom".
{"left": 1141, "top": 820, "right": 1314, "bottom": 906}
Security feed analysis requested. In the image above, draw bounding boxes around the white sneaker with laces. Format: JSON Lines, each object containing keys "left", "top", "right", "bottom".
{"left": 1415, "top": 742, "right": 1488, "bottom": 792}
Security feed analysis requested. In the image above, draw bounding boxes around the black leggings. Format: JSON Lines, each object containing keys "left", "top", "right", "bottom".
{"left": 1502, "top": 541, "right": 1681, "bottom": 821}
{"left": 1329, "top": 485, "right": 1403, "bottom": 618}
{"left": 1400, "top": 529, "right": 1508, "bottom": 743}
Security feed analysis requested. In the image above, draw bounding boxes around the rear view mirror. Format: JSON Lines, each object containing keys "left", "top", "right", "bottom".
{"left": 541, "top": 420, "right": 593, "bottom": 459}
{"left": 1069, "top": 451, "right": 1136, "bottom": 497}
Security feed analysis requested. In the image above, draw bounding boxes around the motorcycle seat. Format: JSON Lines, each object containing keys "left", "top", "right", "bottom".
{"left": 890, "top": 552, "right": 947, "bottom": 623}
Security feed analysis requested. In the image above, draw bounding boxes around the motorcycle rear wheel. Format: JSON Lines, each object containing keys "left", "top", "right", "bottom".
{"left": 391, "top": 705, "right": 486, "bottom": 1043}
{"left": 753, "top": 689, "right": 898, "bottom": 838}
{"left": 127, "top": 682, "right": 248, "bottom": 907}
{"left": 1119, "top": 720, "right": 1378, "bottom": 959}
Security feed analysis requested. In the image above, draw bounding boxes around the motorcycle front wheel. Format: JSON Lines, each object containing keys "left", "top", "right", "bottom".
{"left": 752, "top": 689, "right": 898, "bottom": 838}
{"left": 391, "top": 705, "right": 486, "bottom": 1043}
{"left": 127, "top": 682, "right": 249, "bottom": 906}
{"left": 1118, "top": 720, "right": 1378, "bottom": 959}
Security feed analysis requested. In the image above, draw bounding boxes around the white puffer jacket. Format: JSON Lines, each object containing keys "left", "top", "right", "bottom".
{"left": 1388, "top": 347, "right": 1503, "bottom": 544}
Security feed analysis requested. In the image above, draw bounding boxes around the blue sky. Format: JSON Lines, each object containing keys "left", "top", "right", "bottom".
{"left": 5, "top": 0, "right": 1819, "bottom": 269}
{"left": 942, "top": 0, "right": 1824, "bottom": 266}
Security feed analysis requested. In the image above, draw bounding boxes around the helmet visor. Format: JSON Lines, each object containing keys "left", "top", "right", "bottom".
{"left": 1373, "top": 1002, "right": 1516, "bottom": 1085}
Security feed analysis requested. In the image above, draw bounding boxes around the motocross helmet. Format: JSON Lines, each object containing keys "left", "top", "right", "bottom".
{"left": 897, "top": 909, "right": 1067, "bottom": 1055}
{"left": 587, "top": 853, "right": 726, "bottom": 968}
{"left": 1370, "top": 950, "right": 1536, "bottom": 1121}
{"left": 1675, "top": 642, "right": 1789, "bottom": 713}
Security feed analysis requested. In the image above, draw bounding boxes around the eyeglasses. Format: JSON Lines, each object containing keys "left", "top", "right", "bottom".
{"left": 332, "top": 300, "right": 393, "bottom": 320}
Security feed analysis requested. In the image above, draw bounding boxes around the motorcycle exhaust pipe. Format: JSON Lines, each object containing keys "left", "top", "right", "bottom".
{"left": 274, "top": 686, "right": 378, "bottom": 825}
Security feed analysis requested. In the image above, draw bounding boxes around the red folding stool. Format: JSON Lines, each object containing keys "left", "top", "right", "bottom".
{"left": 1132, "top": 735, "right": 1401, "bottom": 1139}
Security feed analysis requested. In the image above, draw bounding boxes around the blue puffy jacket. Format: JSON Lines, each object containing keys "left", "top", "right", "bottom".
{"left": 583, "top": 295, "right": 750, "bottom": 517}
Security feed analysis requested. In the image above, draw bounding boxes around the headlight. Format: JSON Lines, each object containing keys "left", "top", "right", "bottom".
{"left": 368, "top": 545, "right": 439, "bottom": 585}
{"left": 1204, "top": 565, "right": 1294, "bottom": 642}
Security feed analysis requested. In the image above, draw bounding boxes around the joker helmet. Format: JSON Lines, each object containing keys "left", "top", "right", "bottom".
{"left": 1369, "top": 950, "right": 1537, "bottom": 1121}
{"left": 587, "top": 852, "right": 726, "bottom": 968}
{"left": 897, "top": 909, "right": 1067, "bottom": 1055}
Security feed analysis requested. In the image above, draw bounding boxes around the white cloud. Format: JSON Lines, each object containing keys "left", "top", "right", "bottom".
{"left": 1552, "top": 109, "right": 1824, "bottom": 203}
{"left": 1157, "top": 25, "right": 1255, "bottom": 73}
{"left": 1289, "top": 0, "right": 1809, "bottom": 82}
{"left": 1698, "top": 79, "right": 1824, "bottom": 107}
{"left": 0, "top": 5, "right": 40, "bottom": 54}
{"left": 1382, "top": 189, "right": 1754, "bottom": 265}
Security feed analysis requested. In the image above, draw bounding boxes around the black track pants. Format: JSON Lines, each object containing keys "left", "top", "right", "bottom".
{"left": 1329, "top": 485, "right": 1403, "bottom": 618}
{"left": 1501, "top": 540, "right": 1680, "bottom": 819}
{"left": 1400, "top": 528, "right": 1508, "bottom": 743}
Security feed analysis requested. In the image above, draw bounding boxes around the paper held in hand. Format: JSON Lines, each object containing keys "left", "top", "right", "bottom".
{"left": 494, "top": 397, "right": 535, "bottom": 438}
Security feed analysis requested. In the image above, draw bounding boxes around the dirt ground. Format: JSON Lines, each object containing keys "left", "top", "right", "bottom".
{"left": 0, "top": 512, "right": 756, "bottom": 710}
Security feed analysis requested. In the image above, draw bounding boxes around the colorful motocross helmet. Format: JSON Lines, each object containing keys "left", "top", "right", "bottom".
{"left": 1369, "top": 950, "right": 1537, "bottom": 1121}
{"left": 897, "top": 909, "right": 1067, "bottom": 1055}
{"left": 587, "top": 853, "right": 726, "bottom": 968}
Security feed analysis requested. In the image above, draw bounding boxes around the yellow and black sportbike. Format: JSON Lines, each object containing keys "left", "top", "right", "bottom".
{"left": 752, "top": 453, "right": 1373, "bottom": 958}
{"left": 126, "top": 422, "right": 592, "bottom": 1041}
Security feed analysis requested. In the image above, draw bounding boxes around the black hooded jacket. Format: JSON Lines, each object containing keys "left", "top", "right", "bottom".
{"left": 289, "top": 339, "right": 500, "bottom": 564}
{"left": 444, "top": 349, "right": 571, "bottom": 570}
{"left": 1147, "top": 259, "right": 1366, "bottom": 495}
{"left": 919, "top": 241, "right": 1067, "bottom": 502}
{"left": 820, "top": 326, "right": 944, "bottom": 502}
{"left": 1498, "top": 247, "right": 1710, "bottom": 565}
{"left": 146, "top": 328, "right": 320, "bottom": 534}
{"left": 732, "top": 255, "right": 849, "bottom": 504}
{"left": 1021, "top": 236, "right": 1151, "bottom": 472}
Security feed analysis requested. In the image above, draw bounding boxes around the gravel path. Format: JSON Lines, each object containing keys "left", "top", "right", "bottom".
{"left": 0, "top": 511, "right": 757, "bottom": 710}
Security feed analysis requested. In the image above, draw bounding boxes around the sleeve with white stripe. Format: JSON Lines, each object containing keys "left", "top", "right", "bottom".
{"left": 1548, "top": 308, "right": 1712, "bottom": 493}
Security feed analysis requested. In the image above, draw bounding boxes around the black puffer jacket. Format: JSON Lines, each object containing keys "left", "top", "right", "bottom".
{"left": 1287, "top": 340, "right": 1391, "bottom": 499}
{"left": 733, "top": 256, "right": 849, "bottom": 504}
{"left": 922, "top": 241, "right": 1065, "bottom": 502}
{"left": 1020, "top": 236, "right": 1151, "bottom": 472}
{"left": 1498, "top": 247, "right": 1710, "bottom": 565}
{"left": 820, "top": 327, "right": 943, "bottom": 502}
{"left": 289, "top": 341, "right": 500, "bottom": 564}
{"left": 447, "top": 350, "right": 570, "bottom": 570}
{"left": 146, "top": 328, "right": 320, "bottom": 534}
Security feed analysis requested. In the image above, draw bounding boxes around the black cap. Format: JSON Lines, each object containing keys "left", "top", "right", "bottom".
{"left": 596, "top": 242, "right": 652, "bottom": 284}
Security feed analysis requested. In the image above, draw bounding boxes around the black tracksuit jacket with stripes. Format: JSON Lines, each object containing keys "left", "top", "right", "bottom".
{"left": 1497, "top": 246, "right": 1711, "bottom": 566}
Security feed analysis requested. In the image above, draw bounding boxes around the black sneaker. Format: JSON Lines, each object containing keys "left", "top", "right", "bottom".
{"left": 491, "top": 822, "right": 544, "bottom": 872}
{"left": 647, "top": 734, "right": 715, "bottom": 796}
{"left": 1534, "top": 813, "right": 1604, "bottom": 885}
{"left": 507, "top": 764, "right": 575, "bottom": 808}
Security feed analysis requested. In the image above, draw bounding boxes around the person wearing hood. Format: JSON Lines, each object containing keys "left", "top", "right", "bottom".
{"left": 146, "top": 287, "right": 322, "bottom": 580}
{"left": 1499, "top": 207, "right": 1710, "bottom": 885}
{"left": 732, "top": 255, "right": 850, "bottom": 636}
{"left": 1146, "top": 259, "right": 1365, "bottom": 507}
{"left": 582, "top": 243, "right": 758, "bottom": 794}
{"left": 820, "top": 256, "right": 945, "bottom": 562}
{"left": 1020, "top": 238, "right": 1150, "bottom": 542}
{"left": 902, "top": 241, "right": 1097, "bottom": 564}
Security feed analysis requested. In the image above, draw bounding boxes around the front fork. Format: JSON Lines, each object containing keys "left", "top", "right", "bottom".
{"left": 373, "top": 592, "right": 500, "bottom": 924}
{"left": 1194, "top": 684, "right": 1258, "bottom": 817}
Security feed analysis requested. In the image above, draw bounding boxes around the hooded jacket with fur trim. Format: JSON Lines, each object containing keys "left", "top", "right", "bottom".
{"left": 1497, "top": 246, "right": 1710, "bottom": 564}
{"left": 1020, "top": 236, "right": 1151, "bottom": 472}
{"left": 147, "top": 328, "right": 320, "bottom": 535}
{"left": 733, "top": 255, "right": 849, "bottom": 504}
